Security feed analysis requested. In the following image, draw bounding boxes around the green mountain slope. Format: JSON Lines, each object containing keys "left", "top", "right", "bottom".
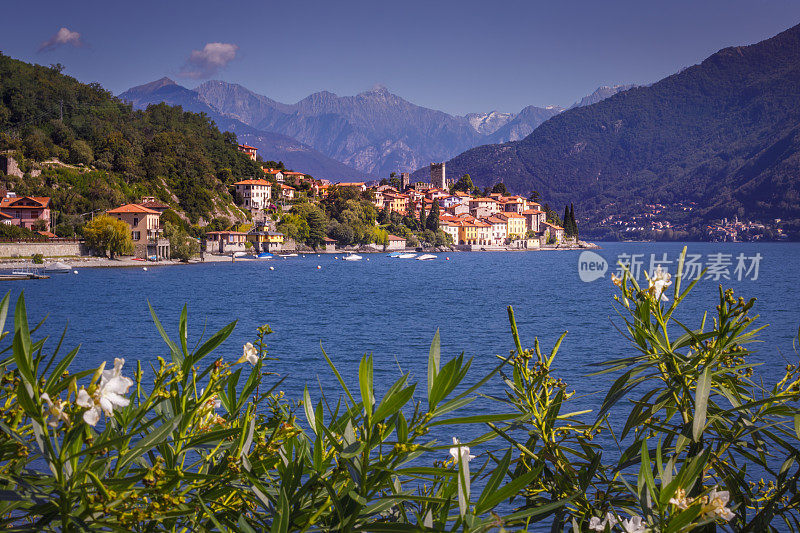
{"left": 0, "top": 53, "right": 261, "bottom": 224}
{"left": 440, "top": 23, "right": 800, "bottom": 234}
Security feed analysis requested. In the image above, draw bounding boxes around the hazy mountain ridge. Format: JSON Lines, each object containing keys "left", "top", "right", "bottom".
{"left": 122, "top": 77, "right": 630, "bottom": 179}
{"left": 432, "top": 24, "right": 800, "bottom": 229}
{"left": 119, "top": 80, "right": 369, "bottom": 179}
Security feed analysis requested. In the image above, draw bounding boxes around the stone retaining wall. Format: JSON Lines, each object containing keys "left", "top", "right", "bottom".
{"left": 0, "top": 242, "right": 85, "bottom": 258}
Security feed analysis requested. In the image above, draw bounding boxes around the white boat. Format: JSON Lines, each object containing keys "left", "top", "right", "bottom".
{"left": 233, "top": 251, "right": 248, "bottom": 258}
{"left": 417, "top": 254, "right": 437, "bottom": 261}
{"left": 280, "top": 253, "right": 298, "bottom": 258}
{"left": 44, "top": 261, "right": 72, "bottom": 273}
{"left": 342, "top": 254, "right": 363, "bottom": 261}
{"left": 396, "top": 253, "right": 417, "bottom": 259}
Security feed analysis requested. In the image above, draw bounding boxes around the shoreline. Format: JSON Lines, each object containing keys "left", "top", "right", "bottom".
{"left": 0, "top": 242, "right": 600, "bottom": 270}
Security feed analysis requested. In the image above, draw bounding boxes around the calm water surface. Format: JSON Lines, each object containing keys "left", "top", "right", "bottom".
{"left": 3, "top": 242, "right": 799, "bottom": 458}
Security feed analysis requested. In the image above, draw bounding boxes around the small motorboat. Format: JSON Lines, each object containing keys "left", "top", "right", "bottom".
{"left": 233, "top": 251, "right": 248, "bottom": 258}
{"left": 280, "top": 253, "right": 298, "bottom": 258}
{"left": 387, "top": 252, "right": 403, "bottom": 258}
{"left": 417, "top": 254, "right": 437, "bottom": 261}
{"left": 257, "top": 252, "right": 274, "bottom": 260}
{"left": 342, "top": 254, "right": 363, "bottom": 261}
{"left": 396, "top": 253, "right": 417, "bottom": 259}
{"left": 44, "top": 261, "right": 72, "bottom": 273}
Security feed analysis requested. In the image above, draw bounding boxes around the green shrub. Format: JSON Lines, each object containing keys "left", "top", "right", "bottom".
{"left": 0, "top": 248, "right": 795, "bottom": 531}
{"left": 31, "top": 253, "right": 43, "bottom": 264}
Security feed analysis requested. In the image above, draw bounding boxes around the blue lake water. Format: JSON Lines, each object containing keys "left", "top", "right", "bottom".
{"left": 3, "top": 242, "right": 799, "bottom": 469}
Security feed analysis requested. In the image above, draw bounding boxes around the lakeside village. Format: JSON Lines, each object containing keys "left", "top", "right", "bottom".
{"left": 0, "top": 144, "right": 591, "bottom": 264}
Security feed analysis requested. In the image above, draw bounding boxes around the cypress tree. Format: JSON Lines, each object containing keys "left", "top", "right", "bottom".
{"left": 570, "top": 204, "right": 578, "bottom": 240}
{"left": 426, "top": 200, "right": 440, "bottom": 232}
{"left": 563, "top": 205, "right": 571, "bottom": 235}
{"left": 419, "top": 201, "right": 427, "bottom": 230}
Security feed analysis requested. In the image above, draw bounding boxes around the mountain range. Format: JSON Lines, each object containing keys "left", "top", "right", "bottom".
{"left": 119, "top": 80, "right": 630, "bottom": 178}
{"left": 427, "top": 23, "right": 800, "bottom": 230}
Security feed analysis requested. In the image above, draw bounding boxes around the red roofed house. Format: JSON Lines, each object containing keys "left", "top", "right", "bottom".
{"left": 237, "top": 144, "right": 258, "bottom": 161}
{"left": 385, "top": 234, "right": 407, "bottom": 251}
{"left": 0, "top": 195, "right": 51, "bottom": 231}
{"left": 279, "top": 183, "right": 296, "bottom": 200}
{"left": 521, "top": 209, "right": 546, "bottom": 233}
{"left": 337, "top": 182, "right": 367, "bottom": 192}
{"left": 235, "top": 179, "right": 272, "bottom": 210}
{"left": 542, "top": 222, "right": 565, "bottom": 242}
{"left": 107, "top": 203, "right": 170, "bottom": 259}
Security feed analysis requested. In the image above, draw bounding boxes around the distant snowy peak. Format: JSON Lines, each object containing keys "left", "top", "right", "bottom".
{"left": 463, "top": 111, "right": 515, "bottom": 135}
{"left": 570, "top": 84, "right": 636, "bottom": 108}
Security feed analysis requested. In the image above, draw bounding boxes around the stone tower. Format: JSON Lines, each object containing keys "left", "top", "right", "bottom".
{"left": 400, "top": 172, "right": 410, "bottom": 190}
{"left": 430, "top": 162, "right": 446, "bottom": 190}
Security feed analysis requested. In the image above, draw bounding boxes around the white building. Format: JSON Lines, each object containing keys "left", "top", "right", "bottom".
{"left": 235, "top": 179, "right": 272, "bottom": 210}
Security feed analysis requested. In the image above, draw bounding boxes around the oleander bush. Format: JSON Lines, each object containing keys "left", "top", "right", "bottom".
{"left": 0, "top": 248, "right": 796, "bottom": 531}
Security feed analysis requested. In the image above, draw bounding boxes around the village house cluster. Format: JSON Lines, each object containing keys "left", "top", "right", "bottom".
{"left": 231, "top": 144, "right": 566, "bottom": 250}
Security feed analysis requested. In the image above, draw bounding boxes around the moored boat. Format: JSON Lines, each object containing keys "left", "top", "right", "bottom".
{"left": 417, "top": 254, "right": 437, "bottom": 261}
{"left": 342, "top": 254, "right": 362, "bottom": 261}
{"left": 396, "top": 253, "right": 417, "bottom": 259}
{"left": 44, "top": 261, "right": 72, "bottom": 273}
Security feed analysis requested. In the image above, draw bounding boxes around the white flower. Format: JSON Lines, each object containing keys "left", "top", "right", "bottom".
{"left": 704, "top": 488, "right": 735, "bottom": 521}
{"left": 648, "top": 266, "right": 672, "bottom": 302}
{"left": 40, "top": 392, "right": 69, "bottom": 428}
{"left": 620, "top": 515, "right": 646, "bottom": 533}
{"left": 449, "top": 437, "right": 475, "bottom": 463}
{"left": 76, "top": 358, "right": 134, "bottom": 426}
{"left": 589, "top": 512, "right": 618, "bottom": 531}
{"left": 669, "top": 488, "right": 691, "bottom": 510}
{"left": 238, "top": 342, "right": 259, "bottom": 365}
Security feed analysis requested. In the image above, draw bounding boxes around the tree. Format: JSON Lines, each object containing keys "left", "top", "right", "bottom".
{"left": 451, "top": 174, "right": 474, "bottom": 193}
{"left": 306, "top": 208, "right": 328, "bottom": 249}
{"left": 529, "top": 190, "right": 541, "bottom": 203}
{"left": 492, "top": 182, "right": 508, "bottom": 196}
{"left": 378, "top": 205, "right": 391, "bottom": 225}
{"left": 570, "top": 203, "right": 578, "bottom": 240}
{"left": 419, "top": 201, "right": 427, "bottom": 230}
{"left": 426, "top": 200, "right": 440, "bottom": 232}
{"left": 563, "top": 205, "right": 572, "bottom": 235}
{"left": 83, "top": 215, "right": 133, "bottom": 259}
{"left": 164, "top": 221, "right": 199, "bottom": 261}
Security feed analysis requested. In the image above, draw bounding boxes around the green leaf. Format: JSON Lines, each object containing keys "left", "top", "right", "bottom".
{"left": 148, "top": 301, "right": 182, "bottom": 364}
{"left": 373, "top": 384, "right": 416, "bottom": 422}
{"left": 116, "top": 414, "right": 182, "bottom": 472}
{"left": 358, "top": 354, "right": 374, "bottom": 419}
{"left": 693, "top": 366, "right": 711, "bottom": 442}
{"left": 427, "top": 329, "right": 440, "bottom": 402}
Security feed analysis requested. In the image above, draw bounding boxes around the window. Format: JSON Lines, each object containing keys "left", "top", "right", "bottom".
{"left": 132, "top": 231, "right": 141, "bottom": 241}
{"left": 133, "top": 217, "right": 139, "bottom": 226}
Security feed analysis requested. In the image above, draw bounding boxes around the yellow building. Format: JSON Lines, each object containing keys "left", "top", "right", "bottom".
{"left": 497, "top": 212, "right": 527, "bottom": 239}
{"left": 458, "top": 221, "right": 479, "bottom": 245}
{"left": 247, "top": 230, "right": 285, "bottom": 252}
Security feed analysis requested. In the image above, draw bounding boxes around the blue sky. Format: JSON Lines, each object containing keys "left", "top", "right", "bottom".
{"left": 3, "top": 0, "right": 799, "bottom": 115}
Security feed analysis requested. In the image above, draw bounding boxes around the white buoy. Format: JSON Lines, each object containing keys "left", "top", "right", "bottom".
{"left": 73, "top": 270, "right": 78, "bottom": 274}
{"left": 446, "top": 257, "right": 450, "bottom": 260}
{"left": 143, "top": 267, "right": 148, "bottom": 271}
{"left": 269, "top": 266, "right": 275, "bottom": 271}
{"left": 334, "top": 256, "right": 338, "bottom": 259}
{"left": 317, "top": 254, "right": 320, "bottom": 257}
{"left": 317, "top": 265, "right": 321, "bottom": 269}
{"left": 366, "top": 258, "right": 370, "bottom": 261}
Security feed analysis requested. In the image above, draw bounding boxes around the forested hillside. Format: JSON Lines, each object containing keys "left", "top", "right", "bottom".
{"left": 0, "top": 53, "right": 261, "bottom": 226}
{"left": 440, "top": 24, "right": 800, "bottom": 236}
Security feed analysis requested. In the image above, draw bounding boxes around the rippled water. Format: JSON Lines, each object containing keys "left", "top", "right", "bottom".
{"left": 4, "top": 242, "right": 799, "bottom": 472}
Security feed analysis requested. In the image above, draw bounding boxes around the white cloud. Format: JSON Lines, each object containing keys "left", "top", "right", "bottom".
{"left": 180, "top": 42, "right": 239, "bottom": 79}
{"left": 39, "top": 27, "right": 85, "bottom": 52}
